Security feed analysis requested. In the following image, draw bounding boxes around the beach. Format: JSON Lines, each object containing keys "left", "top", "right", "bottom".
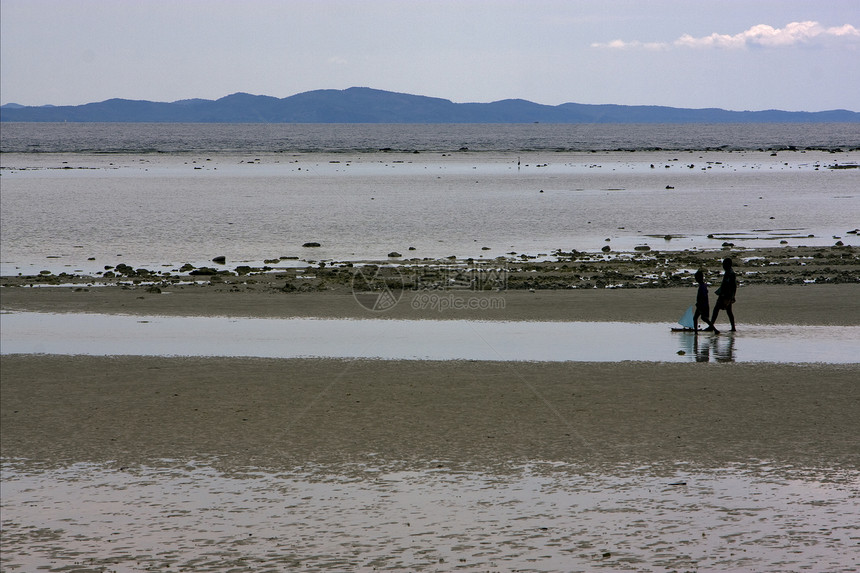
{"left": 2, "top": 134, "right": 859, "bottom": 570}
{"left": 3, "top": 264, "right": 860, "bottom": 571}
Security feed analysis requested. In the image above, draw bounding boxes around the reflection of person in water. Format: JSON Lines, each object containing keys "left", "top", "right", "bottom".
{"left": 690, "top": 330, "right": 735, "bottom": 362}
{"left": 712, "top": 333, "right": 736, "bottom": 362}
{"left": 693, "top": 269, "right": 718, "bottom": 334}
{"left": 707, "top": 257, "right": 737, "bottom": 332}
{"left": 693, "top": 334, "right": 710, "bottom": 362}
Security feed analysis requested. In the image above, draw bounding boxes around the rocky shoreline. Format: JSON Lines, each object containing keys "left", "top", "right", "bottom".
{"left": 4, "top": 244, "right": 857, "bottom": 292}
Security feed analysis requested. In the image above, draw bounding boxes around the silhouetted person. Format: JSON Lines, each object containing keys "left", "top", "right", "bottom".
{"left": 707, "top": 257, "right": 737, "bottom": 332}
{"left": 693, "top": 269, "right": 718, "bottom": 334}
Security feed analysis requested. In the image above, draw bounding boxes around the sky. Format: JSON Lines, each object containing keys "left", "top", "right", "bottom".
{"left": 1, "top": 0, "right": 859, "bottom": 111}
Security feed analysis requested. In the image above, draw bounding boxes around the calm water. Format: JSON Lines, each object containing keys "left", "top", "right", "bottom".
{"left": 1, "top": 123, "right": 858, "bottom": 274}
{"left": 3, "top": 312, "right": 858, "bottom": 363}
{"left": 2, "top": 122, "right": 860, "bottom": 153}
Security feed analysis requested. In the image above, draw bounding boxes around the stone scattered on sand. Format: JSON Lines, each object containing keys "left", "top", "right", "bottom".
{"left": 303, "top": 242, "right": 322, "bottom": 248}
{"left": 634, "top": 245, "right": 651, "bottom": 251}
{"left": 602, "top": 245, "right": 611, "bottom": 253}
{"left": 212, "top": 256, "right": 226, "bottom": 264}
{"left": 388, "top": 252, "right": 402, "bottom": 258}
{"left": 114, "top": 263, "right": 136, "bottom": 276}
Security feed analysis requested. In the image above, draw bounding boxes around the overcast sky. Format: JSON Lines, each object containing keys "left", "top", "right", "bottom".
{"left": 2, "top": 0, "right": 858, "bottom": 111}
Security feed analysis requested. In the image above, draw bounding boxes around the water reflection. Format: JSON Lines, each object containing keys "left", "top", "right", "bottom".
{"left": 1, "top": 312, "right": 857, "bottom": 364}
{"left": 677, "top": 332, "right": 736, "bottom": 363}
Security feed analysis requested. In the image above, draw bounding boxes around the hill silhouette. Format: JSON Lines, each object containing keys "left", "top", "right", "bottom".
{"left": 2, "top": 87, "right": 857, "bottom": 123}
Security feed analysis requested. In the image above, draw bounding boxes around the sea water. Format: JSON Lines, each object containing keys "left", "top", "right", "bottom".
{"left": 2, "top": 122, "right": 859, "bottom": 153}
{"left": 2, "top": 312, "right": 858, "bottom": 363}
{"left": 1, "top": 123, "right": 858, "bottom": 275}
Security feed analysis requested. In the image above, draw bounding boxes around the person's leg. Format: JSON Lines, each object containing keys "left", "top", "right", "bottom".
{"left": 693, "top": 309, "right": 701, "bottom": 331}
{"left": 708, "top": 304, "right": 720, "bottom": 329}
{"left": 726, "top": 304, "right": 736, "bottom": 331}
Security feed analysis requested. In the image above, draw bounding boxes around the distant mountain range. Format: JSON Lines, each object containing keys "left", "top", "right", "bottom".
{"left": 1, "top": 87, "right": 858, "bottom": 123}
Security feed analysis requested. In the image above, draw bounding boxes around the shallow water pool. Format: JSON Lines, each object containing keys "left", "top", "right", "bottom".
{"left": 2, "top": 312, "right": 857, "bottom": 363}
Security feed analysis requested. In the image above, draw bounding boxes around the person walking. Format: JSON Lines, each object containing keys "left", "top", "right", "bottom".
{"left": 693, "top": 269, "right": 718, "bottom": 334}
{"left": 706, "top": 257, "right": 737, "bottom": 332}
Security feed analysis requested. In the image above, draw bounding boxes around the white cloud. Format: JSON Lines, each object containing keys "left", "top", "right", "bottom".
{"left": 593, "top": 21, "right": 860, "bottom": 50}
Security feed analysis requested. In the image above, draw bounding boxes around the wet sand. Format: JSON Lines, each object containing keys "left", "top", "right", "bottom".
{"left": 2, "top": 249, "right": 859, "bottom": 571}
{"left": 3, "top": 355, "right": 858, "bottom": 470}
{"left": 2, "top": 356, "right": 859, "bottom": 571}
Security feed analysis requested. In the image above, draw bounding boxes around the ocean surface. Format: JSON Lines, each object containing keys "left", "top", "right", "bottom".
{"left": 2, "top": 122, "right": 860, "bottom": 154}
{"left": 1, "top": 123, "right": 858, "bottom": 275}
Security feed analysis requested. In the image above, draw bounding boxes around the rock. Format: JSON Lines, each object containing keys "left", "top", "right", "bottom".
{"left": 408, "top": 246, "right": 416, "bottom": 251}
{"left": 722, "top": 242, "right": 734, "bottom": 247}
{"left": 634, "top": 245, "right": 651, "bottom": 251}
{"left": 665, "top": 185, "right": 674, "bottom": 189}
{"left": 602, "top": 245, "right": 611, "bottom": 253}
{"left": 114, "top": 263, "right": 136, "bottom": 276}
{"left": 302, "top": 242, "right": 321, "bottom": 248}
{"left": 212, "top": 255, "right": 226, "bottom": 264}
{"left": 388, "top": 252, "right": 402, "bottom": 258}
{"left": 146, "top": 286, "right": 162, "bottom": 294}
